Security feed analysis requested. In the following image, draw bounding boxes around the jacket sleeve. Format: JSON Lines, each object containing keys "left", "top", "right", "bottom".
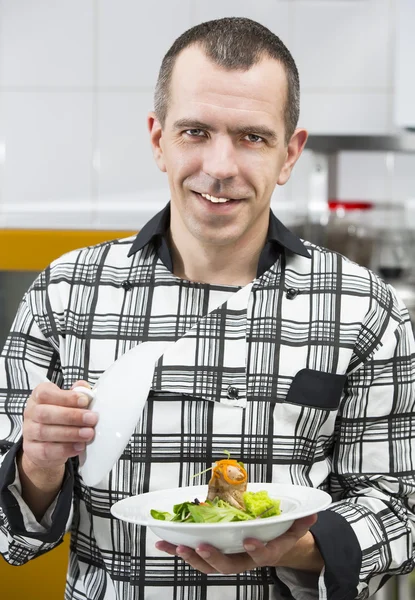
{"left": 311, "top": 284, "right": 415, "bottom": 600}
{"left": 0, "top": 289, "right": 74, "bottom": 566}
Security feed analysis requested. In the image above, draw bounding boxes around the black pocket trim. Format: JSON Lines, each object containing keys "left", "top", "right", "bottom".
{"left": 285, "top": 369, "right": 346, "bottom": 410}
{"left": 311, "top": 509, "right": 361, "bottom": 600}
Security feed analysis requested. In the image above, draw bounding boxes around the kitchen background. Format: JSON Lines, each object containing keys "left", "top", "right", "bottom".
{"left": 0, "top": 0, "right": 414, "bottom": 598}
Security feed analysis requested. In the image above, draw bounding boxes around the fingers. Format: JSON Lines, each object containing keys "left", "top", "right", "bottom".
{"left": 242, "top": 515, "right": 318, "bottom": 568}
{"left": 71, "top": 381, "right": 94, "bottom": 405}
{"left": 155, "top": 541, "right": 177, "bottom": 556}
{"left": 155, "top": 541, "right": 254, "bottom": 575}
{"left": 156, "top": 514, "right": 318, "bottom": 575}
{"left": 177, "top": 547, "right": 225, "bottom": 575}
{"left": 155, "top": 542, "right": 233, "bottom": 575}
{"left": 288, "top": 514, "right": 317, "bottom": 536}
{"left": 22, "top": 381, "right": 98, "bottom": 470}
{"left": 31, "top": 382, "right": 90, "bottom": 408}
{"left": 26, "top": 403, "right": 97, "bottom": 428}
{"left": 71, "top": 380, "right": 91, "bottom": 390}
{"left": 192, "top": 546, "right": 253, "bottom": 574}
{"left": 24, "top": 398, "right": 98, "bottom": 446}
{"left": 29, "top": 422, "right": 96, "bottom": 443}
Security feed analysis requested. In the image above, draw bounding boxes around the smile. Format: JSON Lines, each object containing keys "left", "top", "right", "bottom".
{"left": 200, "top": 193, "right": 234, "bottom": 204}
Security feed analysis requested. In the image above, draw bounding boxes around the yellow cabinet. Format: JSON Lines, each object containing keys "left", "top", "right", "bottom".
{"left": 0, "top": 535, "right": 69, "bottom": 600}
{"left": 0, "top": 230, "right": 135, "bottom": 600}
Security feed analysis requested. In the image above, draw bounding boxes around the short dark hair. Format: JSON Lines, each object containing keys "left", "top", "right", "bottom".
{"left": 154, "top": 17, "right": 300, "bottom": 145}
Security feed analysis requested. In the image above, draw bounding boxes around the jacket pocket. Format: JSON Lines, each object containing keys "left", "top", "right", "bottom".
{"left": 285, "top": 368, "right": 346, "bottom": 410}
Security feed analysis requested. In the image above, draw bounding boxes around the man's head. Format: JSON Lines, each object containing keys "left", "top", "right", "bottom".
{"left": 154, "top": 17, "right": 300, "bottom": 145}
{"left": 148, "top": 18, "right": 307, "bottom": 260}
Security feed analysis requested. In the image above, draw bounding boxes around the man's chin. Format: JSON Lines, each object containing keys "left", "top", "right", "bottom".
{"left": 191, "top": 227, "right": 248, "bottom": 248}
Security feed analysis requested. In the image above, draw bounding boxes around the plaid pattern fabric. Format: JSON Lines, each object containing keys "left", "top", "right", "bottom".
{"left": 0, "top": 229, "right": 414, "bottom": 600}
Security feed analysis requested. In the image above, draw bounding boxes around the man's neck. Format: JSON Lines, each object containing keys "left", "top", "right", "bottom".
{"left": 169, "top": 229, "right": 266, "bottom": 286}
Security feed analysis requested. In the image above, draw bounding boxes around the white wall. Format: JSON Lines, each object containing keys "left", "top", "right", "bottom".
{"left": 0, "top": 0, "right": 414, "bottom": 230}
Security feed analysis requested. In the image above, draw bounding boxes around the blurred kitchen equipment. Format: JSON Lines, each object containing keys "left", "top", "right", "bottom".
{"left": 371, "top": 202, "right": 410, "bottom": 277}
{"left": 325, "top": 200, "right": 374, "bottom": 268}
{"left": 371, "top": 201, "right": 415, "bottom": 326}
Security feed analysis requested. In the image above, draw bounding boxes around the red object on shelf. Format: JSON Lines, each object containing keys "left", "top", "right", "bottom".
{"left": 328, "top": 200, "right": 373, "bottom": 211}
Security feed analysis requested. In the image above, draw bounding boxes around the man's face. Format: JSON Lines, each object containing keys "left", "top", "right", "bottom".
{"left": 149, "top": 45, "right": 307, "bottom": 250}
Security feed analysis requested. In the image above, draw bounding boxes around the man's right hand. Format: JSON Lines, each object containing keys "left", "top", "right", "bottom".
{"left": 17, "top": 381, "right": 98, "bottom": 520}
{"left": 21, "top": 380, "right": 98, "bottom": 470}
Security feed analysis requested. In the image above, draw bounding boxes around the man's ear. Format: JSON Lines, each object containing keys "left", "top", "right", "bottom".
{"left": 277, "top": 128, "right": 308, "bottom": 185}
{"left": 148, "top": 112, "right": 166, "bottom": 172}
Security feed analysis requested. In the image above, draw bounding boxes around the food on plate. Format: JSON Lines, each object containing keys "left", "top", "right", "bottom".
{"left": 151, "top": 454, "right": 281, "bottom": 523}
{"left": 243, "top": 490, "right": 281, "bottom": 518}
{"left": 206, "top": 457, "right": 247, "bottom": 510}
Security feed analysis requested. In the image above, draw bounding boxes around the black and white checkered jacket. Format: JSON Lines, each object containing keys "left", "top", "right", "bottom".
{"left": 0, "top": 205, "right": 414, "bottom": 600}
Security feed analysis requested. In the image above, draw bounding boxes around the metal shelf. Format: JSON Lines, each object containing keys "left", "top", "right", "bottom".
{"left": 306, "top": 134, "right": 415, "bottom": 153}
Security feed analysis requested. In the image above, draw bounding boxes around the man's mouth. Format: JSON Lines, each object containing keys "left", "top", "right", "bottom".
{"left": 198, "top": 192, "right": 240, "bottom": 204}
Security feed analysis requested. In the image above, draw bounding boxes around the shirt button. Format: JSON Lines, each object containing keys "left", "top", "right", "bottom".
{"left": 121, "top": 280, "right": 133, "bottom": 291}
{"left": 286, "top": 288, "right": 299, "bottom": 300}
{"left": 227, "top": 386, "right": 240, "bottom": 400}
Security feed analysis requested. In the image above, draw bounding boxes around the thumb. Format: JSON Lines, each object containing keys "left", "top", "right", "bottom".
{"left": 288, "top": 514, "right": 318, "bottom": 537}
{"left": 71, "top": 380, "right": 91, "bottom": 390}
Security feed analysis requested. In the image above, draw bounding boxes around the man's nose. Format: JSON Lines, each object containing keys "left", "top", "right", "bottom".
{"left": 202, "top": 136, "right": 239, "bottom": 181}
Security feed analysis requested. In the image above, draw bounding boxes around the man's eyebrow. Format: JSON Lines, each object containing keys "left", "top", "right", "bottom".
{"left": 233, "top": 125, "right": 278, "bottom": 142}
{"left": 173, "top": 119, "right": 215, "bottom": 132}
{"left": 173, "top": 119, "right": 278, "bottom": 142}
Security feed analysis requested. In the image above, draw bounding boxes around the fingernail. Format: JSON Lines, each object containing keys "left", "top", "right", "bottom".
{"left": 83, "top": 412, "right": 97, "bottom": 425}
{"left": 79, "top": 427, "right": 94, "bottom": 439}
{"left": 196, "top": 549, "right": 210, "bottom": 559}
{"left": 244, "top": 544, "right": 256, "bottom": 552}
{"left": 77, "top": 394, "right": 89, "bottom": 408}
{"left": 73, "top": 442, "right": 84, "bottom": 451}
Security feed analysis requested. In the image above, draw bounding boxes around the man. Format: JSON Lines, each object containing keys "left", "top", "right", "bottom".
{"left": 0, "top": 17, "right": 414, "bottom": 600}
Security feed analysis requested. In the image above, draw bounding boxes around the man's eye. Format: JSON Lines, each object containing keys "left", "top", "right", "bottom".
{"left": 185, "top": 129, "right": 206, "bottom": 137}
{"left": 245, "top": 134, "right": 263, "bottom": 143}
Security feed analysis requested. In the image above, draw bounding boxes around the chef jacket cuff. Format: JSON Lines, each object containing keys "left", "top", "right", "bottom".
{"left": 0, "top": 438, "right": 74, "bottom": 542}
{"left": 310, "top": 509, "right": 362, "bottom": 600}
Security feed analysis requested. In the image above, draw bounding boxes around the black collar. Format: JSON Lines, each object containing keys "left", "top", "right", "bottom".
{"left": 127, "top": 202, "right": 310, "bottom": 277}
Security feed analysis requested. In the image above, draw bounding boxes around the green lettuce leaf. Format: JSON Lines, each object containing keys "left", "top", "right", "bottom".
{"left": 243, "top": 490, "right": 281, "bottom": 518}
{"left": 187, "top": 499, "right": 253, "bottom": 523}
{"left": 150, "top": 509, "right": 174, "bottom": 521}
{"left": 151, "top": 492, "right": 281, "bottom": 524}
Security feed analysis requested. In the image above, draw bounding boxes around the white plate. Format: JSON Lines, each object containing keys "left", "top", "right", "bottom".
{"left": 73, "top": 341, "right": 171, "bottom": 487}
{"left": 111, "top": 483, "right": 332, "bottom": 554}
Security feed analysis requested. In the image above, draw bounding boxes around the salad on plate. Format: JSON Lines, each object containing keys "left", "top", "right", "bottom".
{"left": 151, "top": 454, "right": 281, "bottom": 524}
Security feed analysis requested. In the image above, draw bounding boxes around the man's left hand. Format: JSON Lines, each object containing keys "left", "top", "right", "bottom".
{"left": 156, "top": 514, "right": 323, "bottom": 574}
